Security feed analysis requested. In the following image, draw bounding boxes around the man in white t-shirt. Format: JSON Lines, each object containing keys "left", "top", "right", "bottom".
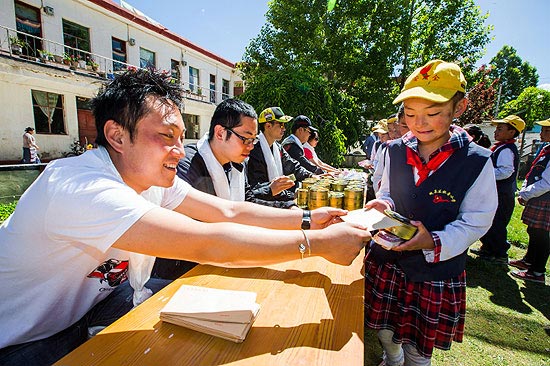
{"left": 0, "top": 69, "right": 370, "bottom": 365}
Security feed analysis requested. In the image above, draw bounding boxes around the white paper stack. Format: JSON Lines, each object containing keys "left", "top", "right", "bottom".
{"left": 160, "top": 285, "right": 260, "bottom": 343}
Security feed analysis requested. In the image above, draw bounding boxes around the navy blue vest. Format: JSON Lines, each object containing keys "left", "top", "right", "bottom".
{"left": 369, "top": 140, "right": 491, "bottom": 281}
{"left": 492, "top": 143, "right": 519, "bottom": 195}
{"left": 526, "top": 146, "right": 550, "bottom": 203}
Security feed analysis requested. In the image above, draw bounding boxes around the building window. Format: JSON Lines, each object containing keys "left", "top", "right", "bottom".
{"left": 62, "top": 19, "right": 90, "bottom": 60}
{"left": 32, "top": 90, "right": 66, "bottom": 134}
{"left": 222, "top": 79, "right": 230, "bottom": 100}
{"left": 112, "top": 37, "right": 127, "bottom": 72}
{"left": 189, "top": 66, "right": 199, "bottom": 93}
{"left": 15, "top": 1, "right": 42, "bottom": 57}
{"left": 171, "top": 59, "right": 181, "bottom": 83}
{"left": 140, "top": 47, "right": 155, "bottom": 69}
{"left": 209, "top": 74, "right": 216, "bottom": 103}
{"left": 183, "top": 114, "right": 200, "bottom": 139}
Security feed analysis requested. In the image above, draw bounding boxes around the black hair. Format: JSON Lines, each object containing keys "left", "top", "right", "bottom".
{"left": 91, "top": 69, "right": 184, "bottom": 147}
{"left": 507, "top": 125, "right": 521, "bottom": 138}
{"left": 451, "top": 91, "right": 466, "bottom": 107}
{"left": 465, "top": 124, "right": 492, "bottom": 148}
{"left": 208, "top": 99, "right": 257, "bottom": 141}
{"left": 308, "top": 130, "right": 319, "bottom": 142}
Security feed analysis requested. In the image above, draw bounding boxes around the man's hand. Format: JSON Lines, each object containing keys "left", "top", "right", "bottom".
{"left": 315, "top": 222, "right": 370, "bottom": 265}
{"left": 391, "top": 220, "right": 435, "bottom": 252}
{"left": 310, "top": 207, "right": 349, "bottom": 229}
{"left": 270, "top": 176, "right": 295, "bottom": 195}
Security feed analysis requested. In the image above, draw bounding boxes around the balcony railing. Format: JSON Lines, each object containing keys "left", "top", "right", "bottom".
{"left": 0, "top": 24, "right": 232, "bottom": 104}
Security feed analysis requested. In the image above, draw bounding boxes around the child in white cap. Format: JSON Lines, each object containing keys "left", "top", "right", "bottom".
{"left": 365, "top": 60, "right": 498, "bottom": 366}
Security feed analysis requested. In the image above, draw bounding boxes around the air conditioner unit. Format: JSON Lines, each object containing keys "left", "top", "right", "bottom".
{"left": 44, "top": 6, "right": 54, "bottom": 16}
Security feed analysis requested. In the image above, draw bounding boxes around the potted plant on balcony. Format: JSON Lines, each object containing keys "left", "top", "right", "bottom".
{"left": 38, "top": 49, "right": 53, "bottom": 63}
{"left": 9, "top": 36, "right": 27, "bottom": 55}
{"left": 53, "top": 53, "right": 63, "bottom": 63}
{"left": 63, "top": 53, "right": 79, "bottom": 69}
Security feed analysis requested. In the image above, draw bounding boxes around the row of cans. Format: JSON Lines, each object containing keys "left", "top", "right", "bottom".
{"left": 296, "top": 177, "right": 366, "bottom": 210}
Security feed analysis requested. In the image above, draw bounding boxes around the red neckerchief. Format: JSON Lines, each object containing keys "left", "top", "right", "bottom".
{"left": 525, "top": 144, "right": 550, "bottom": 181}
{"left": 490, "top": 139, "right": 516, "bottom": 152}
{"left": 406, "top": 147, "right": 454, "bottom": 186}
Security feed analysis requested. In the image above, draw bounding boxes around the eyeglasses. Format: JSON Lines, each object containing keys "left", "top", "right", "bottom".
{"left": 226, "top": 127, "right": 259, "bottom": 145}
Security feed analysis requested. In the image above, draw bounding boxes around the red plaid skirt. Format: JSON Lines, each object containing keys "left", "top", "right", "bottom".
{"left": 522, "top": 199, "right": 550, "bottom": 231}
{"left": 364, "top": 251, "right": 466, "bottom": 358}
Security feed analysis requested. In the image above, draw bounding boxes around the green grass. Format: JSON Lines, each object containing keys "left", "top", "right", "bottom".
{"left": 0, "top": 200, "right": 17, "bottom": 222}
{"left": 365, "top": 198, "right": 550, "bottom": 366}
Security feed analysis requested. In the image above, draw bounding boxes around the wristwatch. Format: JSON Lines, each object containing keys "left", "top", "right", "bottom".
{"left": 301, "top": 210, "right": 311, "bottom": 230}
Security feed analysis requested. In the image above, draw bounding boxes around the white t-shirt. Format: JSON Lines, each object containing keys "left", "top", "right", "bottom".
{"left": 0, "top": 146, "right": 189, "bottom": 348}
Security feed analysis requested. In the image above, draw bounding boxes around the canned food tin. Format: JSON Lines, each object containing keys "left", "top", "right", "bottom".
{"left": 329, "top": 192, "right": 344, "bottom": 209}
{"left": 308, "top": 187, "right": 329, "bottom": 210}
{"left": 331, "top": 180, "right": 348, "bottom": 192}
{"left": 296, "top": 188, "right": 309, "bottom": 209}
{"left": 301, "top": 178, "right": 317, "bottom": 190}
{"left": 343, "top": 187, "right": 364, "bottom": 210}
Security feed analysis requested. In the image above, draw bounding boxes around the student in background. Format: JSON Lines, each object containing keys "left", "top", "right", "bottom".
{"left": 282, "top": 115, "right": 323, "bottom": 174}
{"left": 509, "top": 119, "right": 550, "bottom": 284}
{"left": 472, "top": 115, "right": 524, "bottom": 263}
{"left": 364, "top": 60, "right": 497, "bottom": 366}
{"left": 247, "top": 107, "right": 316, "bottom": 204}
{"left": 303, "top": 130, "right": 338, "bottom": 173}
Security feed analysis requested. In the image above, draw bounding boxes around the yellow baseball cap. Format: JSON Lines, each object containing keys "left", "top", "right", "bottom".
{"left": 372, "top": 119, "right": 388, "bottom": 134}
{"left": 393, "top": 60, "right": 466, "bottom": 104}
{"left": 387, "top": 116, "right": 398, "bottom": 124}
{"left": 536, "top": 119, "right": 550, "bottom": 127}
{"left": 491, "top": 115, "right": 526, "bottom": 133}
{"left": 258, "top": 107, "right": 293, "bottom": 124}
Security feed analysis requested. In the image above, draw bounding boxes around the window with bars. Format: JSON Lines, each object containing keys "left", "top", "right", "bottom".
{"left": 15, "top": 1, "right": 42, "bottom": 57}
{"left": 222, "top": 79, "right": 230, "bottom": 100}
{"left": 171, "top": 60, "right": 181, "bottom": 83}
{"left": 62, "top": 19, "right": 90, "bottom": 61}
{"left": 139, "top": 47, "right": 155, "bottom": 69}
{"left": 183, "top": 114, "right": 200, "bottom": 139}
{"left": 209, "top": 74, "right": 216, "bottom": 103}
{"left": 112, "top": 37, "right": 127, "bottom": 71}
{"left": 32, "top": 90, "right": 66, "bottom": 134}
{"left": 189, "top": 66, "right": 199, "bottom": 93}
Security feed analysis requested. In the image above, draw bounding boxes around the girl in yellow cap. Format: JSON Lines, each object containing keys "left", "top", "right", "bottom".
{"left": 365, "top": 60, "right": 498, "bottom": 365}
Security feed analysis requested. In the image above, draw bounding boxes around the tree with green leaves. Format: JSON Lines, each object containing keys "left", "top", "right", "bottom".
{"left": 498, "top": 87, "right": 550, "bottom": 130}
{"left": 489, "top": 45, "right": 539, "bottom": 106}
{"left": 239, "top": 0, "right": 492, "bottom": 155}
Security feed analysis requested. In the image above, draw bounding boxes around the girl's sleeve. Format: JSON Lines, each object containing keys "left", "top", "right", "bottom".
{"left": 430, "top": 159, "right": 498, "bottom": 262}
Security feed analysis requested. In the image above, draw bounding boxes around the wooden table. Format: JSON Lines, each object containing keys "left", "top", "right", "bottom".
{"left": 55, "top": 251, "right": 364, "bottom": 366}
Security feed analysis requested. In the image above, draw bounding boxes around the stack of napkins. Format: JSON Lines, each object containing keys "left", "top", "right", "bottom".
{"left": 160, "top": 285, "right": 260, "bottom": 343}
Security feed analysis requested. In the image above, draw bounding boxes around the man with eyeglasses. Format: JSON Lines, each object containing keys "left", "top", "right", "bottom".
{"left": 247, "top": 107, "right": 317, "bottom": 206}
{"left": 153, "top": 100, "right": 299, "bottom": 279}
{"left": 282, "top": 115, "right": 324, "bottom": 174}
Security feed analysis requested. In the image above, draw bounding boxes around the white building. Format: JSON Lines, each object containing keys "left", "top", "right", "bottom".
{"left": 0, "top": 0, "right": 243, "bottom": 162}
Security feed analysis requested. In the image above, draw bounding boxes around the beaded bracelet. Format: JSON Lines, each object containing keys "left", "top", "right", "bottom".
{"left": 298, "top": 229, "right": 311, "bottom": 260}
